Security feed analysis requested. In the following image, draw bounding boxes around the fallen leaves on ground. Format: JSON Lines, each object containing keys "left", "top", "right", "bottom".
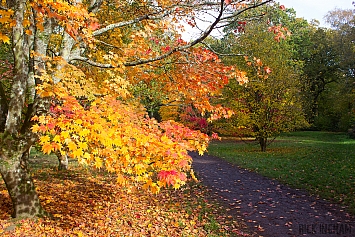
{"left": 0, "top": 159, "right": 251, "bottom": 237}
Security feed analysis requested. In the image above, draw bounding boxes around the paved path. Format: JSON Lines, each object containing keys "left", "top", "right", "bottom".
{"left": 190, "top": 152, "right": 355, "bottom": 237}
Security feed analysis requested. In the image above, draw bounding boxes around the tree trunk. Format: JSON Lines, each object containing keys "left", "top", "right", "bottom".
{"left": 0, "top": 152, "right": 47, "bottom": 218}
{"left": 55, "top": 151, "right": 69, "bottom": 170}
{"left": 259, "top": 137, "right": 267, "bottom": 152}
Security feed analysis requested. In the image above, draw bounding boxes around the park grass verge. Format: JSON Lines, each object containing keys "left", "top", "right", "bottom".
{"left": 0, "top": 150, "right": 253, "bottom": 237}
{"left": 208, "top": 131, "right": 355, "bottom": 215}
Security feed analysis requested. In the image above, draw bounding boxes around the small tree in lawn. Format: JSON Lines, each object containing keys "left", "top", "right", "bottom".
{"left": 215, "top": 5, "right": 307, "bottom": 151}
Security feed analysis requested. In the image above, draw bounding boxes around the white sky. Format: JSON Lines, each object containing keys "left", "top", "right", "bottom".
{"left": 277, "top": 0, "right": 354, "bottom": 27}
{"left": 181, "top": 0, "right": 354, "bottom": 40}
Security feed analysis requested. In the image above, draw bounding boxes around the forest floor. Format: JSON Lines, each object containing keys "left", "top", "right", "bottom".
{"left": 0, "top": 153, "right": 253, "bottom": 237}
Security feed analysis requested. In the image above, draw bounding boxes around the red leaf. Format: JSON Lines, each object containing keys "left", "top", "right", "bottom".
{"left": 163, "top": 46, "right": 171, "bottom": 52}
{"left": 89, "top": 21, "right": 100, "bottom": 31}
{"left": 264, "top": 67, "right": 272, "bottom": 74}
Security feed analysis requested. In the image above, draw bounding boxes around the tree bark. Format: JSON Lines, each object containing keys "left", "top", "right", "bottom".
{"left": 55, "top": 151, "right": 69, "bottom": 170}
{"left": 259, "top": 137, "right": 267, "bottom": 152}
{"left": 0, "top": 152, "right": 46, "bottom": 218}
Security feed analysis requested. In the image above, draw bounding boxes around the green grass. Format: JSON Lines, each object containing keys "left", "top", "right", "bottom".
{"left": 208, "top": 131, "right": 355, "bottom": 215}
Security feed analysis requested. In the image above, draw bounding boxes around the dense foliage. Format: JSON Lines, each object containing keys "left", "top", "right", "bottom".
{"left": 0, "top": 0, "right": 273, "bottom": 218}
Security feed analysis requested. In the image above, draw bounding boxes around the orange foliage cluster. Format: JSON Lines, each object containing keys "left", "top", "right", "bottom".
{"left": 32, "top": 91, "right": 208, "bottom": 192}
{"left": 268, "top": 25, "right": 291, "bottom": 42}
{"left": 31, "top": 0, "right": 99, "bottom": 40}
{"left": 0, "top": 0, "right": 252, "bottom": 200}
{"left": 142, "top": 47, "right": 247, "bottom": 121}
{"left": 28, "top": 34, "right": 243, "bottom": 193}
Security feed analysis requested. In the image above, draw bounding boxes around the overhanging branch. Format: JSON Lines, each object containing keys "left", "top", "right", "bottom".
{"left": 220, "top": 0, "right": 272, "bottom": 22}
{"left": 92, "top": 9, "right": 173, "bottom": 36}
{"left": 73, "top": 0, "right": 273, "bottom": 68}
{"left": 200, "top": 42, "right": 246, "bottom": 57}
{"left": 69, "top": 56, "right": 114, "bottom": 68}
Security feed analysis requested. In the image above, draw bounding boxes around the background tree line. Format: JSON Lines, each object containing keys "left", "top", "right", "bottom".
{"left": 158, "top": 3, "right": 355, "bottom": 151}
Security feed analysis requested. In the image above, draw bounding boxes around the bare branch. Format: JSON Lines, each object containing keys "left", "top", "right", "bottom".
{"left": 73, "top": 0, "right": 272, "bottom": 68}
{"left": 92, "top": 9, "right": 174, "bottom": 36}
{"left": 220, "top": 0, "right": 272, "bottom": 22}
{"left": 69, "top": 56, "right": 114, "bottom": 68}
{"left": 200, "top": 42, "right": 246, "bottom": 57}
{"left": 96, "top": 39, "right": 123, "bottom": 50}
{"left": 88, "top": 0, "right": 103, "bottom": 13}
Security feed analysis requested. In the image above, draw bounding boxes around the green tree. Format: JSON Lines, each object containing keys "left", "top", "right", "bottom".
{"left": 212, "top": 4, "right": 307, "bottom": 151}
{"left": 300, "top": 28, "right": 341, "bottom": 126}
{"left": 300, "top": 7, "right": 355, "bottom": 130}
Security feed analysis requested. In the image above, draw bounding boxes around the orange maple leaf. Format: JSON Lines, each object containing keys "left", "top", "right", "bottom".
{"left": 42, "top": 142, "right": 53, "bottom": 154}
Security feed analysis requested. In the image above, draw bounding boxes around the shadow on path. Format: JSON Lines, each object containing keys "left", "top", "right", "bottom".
{"left": 191, "top": 152, "right": 355, "bottom": 237}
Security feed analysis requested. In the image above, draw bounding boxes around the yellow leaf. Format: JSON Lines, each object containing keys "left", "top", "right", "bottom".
{"left": 94, "top": 157, "right": 102, "bottom": 169}
{"left": 190, "top": 170, "right": 198, "bottom": 182}
{"left": 78, "top": 141, "right": 88, "bottom": 150}
{"left": 73, "top": 148, "right": 83, "bottom": 158}
{"left": 112, "top": 138, "right": 122, "bottom": 147}
{"left": 79, "top": 129, "right": 90, "bottom": 138}
{"left": 38, "top": 115, "right": 46, "bottom": 124}
{"left": 83, "top": 152, "right": 91, "bottom": 160}
{"left": 61, "top": 131, "right": 70, "bottom": 139}
{"left": 173, "top": 183, "right": 181, "bottom": 189}
{"left": 76, "top": 230, "right": 85, "bottom": 237}
{"left": 31, "top": 124, "right": 40, "bottom": 133}
{"left": 161, "top": 135, "right": 170, "bottom": 143}
{"left": 68, "top": 141, "right": 77, "bottom": 151}
{"left": 53, "top": 135, "right": 62, "bottom": 143}
{"left": 0, "top": 33, "right": 10, "bottom": 44}
{"left": 40, "top": 135, "right": 51, "bottom": 145}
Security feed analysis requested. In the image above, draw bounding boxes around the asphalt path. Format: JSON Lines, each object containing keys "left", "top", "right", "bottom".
{"left": 190, "top": 152, "right": 355, "bottom": 237}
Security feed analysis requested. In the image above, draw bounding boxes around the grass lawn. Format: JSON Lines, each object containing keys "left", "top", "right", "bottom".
{"left": 208, "top": 131, "right": 355, "bottom": 215}
{"left": 0, "top": 151, "right": 252, "bottom": 237}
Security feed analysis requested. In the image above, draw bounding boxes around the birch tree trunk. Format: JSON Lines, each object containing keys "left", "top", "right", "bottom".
{"left": 0, "top": 0, "right": 50, "bottom": 218}
{"left": 0, "top": 150, "right": 46, "bottom": 218}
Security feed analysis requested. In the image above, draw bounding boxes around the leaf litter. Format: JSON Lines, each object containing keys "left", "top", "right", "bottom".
{"left": 0, "top": 156, "right": 252, "bottom": 237}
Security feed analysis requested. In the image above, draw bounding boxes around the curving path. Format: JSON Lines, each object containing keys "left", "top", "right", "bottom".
{"left": 190, "top": 152, "right": 355, "bottom": 237}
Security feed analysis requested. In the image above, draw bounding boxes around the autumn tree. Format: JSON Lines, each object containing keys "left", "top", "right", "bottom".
{"left": 211, "top": 3, "right": 307, "bottom": 151}
{"left": 0, "top": 0, "right": 273, "bottom": 218}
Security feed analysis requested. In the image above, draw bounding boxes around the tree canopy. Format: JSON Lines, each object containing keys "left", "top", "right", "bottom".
{"left": 207, "top": 4, "right": 307, "bottom": 151}
{"left": 0, "top": 0, "right": 274, "bottom": 218}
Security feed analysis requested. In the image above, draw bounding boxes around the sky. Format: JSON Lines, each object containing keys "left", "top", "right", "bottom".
{"left": 181, "top": 0, "right": 354, "bottom": 40}
{"left": 277, "top": 0, "right": 354, "bottom": 27}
